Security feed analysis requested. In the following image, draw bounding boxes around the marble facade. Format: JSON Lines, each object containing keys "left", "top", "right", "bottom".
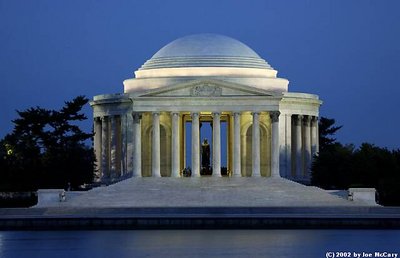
{"left": 90, "top": 34, "right": 321, "bottom": 184}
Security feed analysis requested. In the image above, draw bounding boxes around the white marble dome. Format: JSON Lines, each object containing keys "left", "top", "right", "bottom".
{"left": 124, "top": 33, "right": 289, "bottom": 93}
{"left": 140, "top": 34, "right": 273, "bottom": 70}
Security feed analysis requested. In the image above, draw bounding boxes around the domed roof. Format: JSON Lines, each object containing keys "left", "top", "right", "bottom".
{"left": 153, "top": 34, "right": 261, "bottom": 58}
{"left": 126, "top": 34, "right": 288, "bottom": 93}
{"left": 139, "top": 33, "right": 273, "bottom": 70}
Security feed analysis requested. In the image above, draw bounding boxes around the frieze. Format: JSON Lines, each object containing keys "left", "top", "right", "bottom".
{"left": 190, "top": 84, "right": 222, "bottom": 96}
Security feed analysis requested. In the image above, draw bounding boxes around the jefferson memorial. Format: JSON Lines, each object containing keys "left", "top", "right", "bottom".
{"left": 90, "top": 34, "right": 321, "bottom": 184}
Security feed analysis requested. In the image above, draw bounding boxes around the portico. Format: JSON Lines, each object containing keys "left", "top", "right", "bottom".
{"left": 90, "top": 34, "right": 321, "bottom": 184}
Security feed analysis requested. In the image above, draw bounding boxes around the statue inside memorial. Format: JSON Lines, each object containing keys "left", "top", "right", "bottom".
{"left": 200, "top": 138, "right": 212, "bottom": 175}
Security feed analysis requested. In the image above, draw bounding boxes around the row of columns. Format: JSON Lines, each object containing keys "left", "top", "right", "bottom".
{"left": 292, "top": 115, "right": 319, "bottom": 179}
{"left": 94, "top": 111, "right": 283, "bottom": 179}
{"left": 94, "top": 115, "right": 130, "bottom": 182}
{"left": 146, "top": 111, "right": 280, "bottom": 177}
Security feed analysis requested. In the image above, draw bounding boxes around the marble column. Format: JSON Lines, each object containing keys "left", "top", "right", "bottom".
{"left": 171, "top": 112, "right": 180, "bottom": 177}
{"left": 191, "top": 112, "right": 200, "bottom": 177}
{"left": 311, "top": 116, "right": 318, "bottom": 157}
{"left": 120, "top": 115, "right": 127, "bottom": 176}
{"left": 295, "top": 115, "right": 303, "bottom": 178}
{"left": 132, "top": 113, "right": 142, "bottom": 177}
{"left": 270, "top": 111, "right": 281, "bottom": 177}
{"left": 110, "top": 116, "right": 117, "bottom": 179}
{"left": 241, "top": 132, "right": 247, "bottom": 176}
{"left": 94, "top": 117, "right": 102, "bottom": 182}
{"left": 152, "top": 112, "right": 161, "bottom": 177}
{"left": 303, "top": 115, "right": 312, "bottom": 177}
{"left": 212, "top": 112, "right": 221, "bottom": 177}
{"left": 280, "top": 114, "right": 292, "bottom": 178}
{"left": 126, "top": 113, "right": 134, "bottom": 174}
{"left": 101, "top": 116, "right": 109, "bottom": 179}
{"left": 233, "top": 112, "right": 241, "bottom": 177}
{"left": 252, "top": 112, "right": 260, "bottom": 177}
{"left": 316, "top": 118, "right": 320, "bottom": 154}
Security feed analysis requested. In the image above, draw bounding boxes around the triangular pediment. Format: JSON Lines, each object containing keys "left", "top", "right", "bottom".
{"left": 138, "top": 79, "right": 274, "bottom": 97}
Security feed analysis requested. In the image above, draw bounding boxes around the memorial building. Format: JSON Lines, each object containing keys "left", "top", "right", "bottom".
{"left": 90, "top": 34, "right": 321, "bottom": 184}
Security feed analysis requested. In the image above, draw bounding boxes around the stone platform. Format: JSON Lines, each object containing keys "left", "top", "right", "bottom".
{"left": 1, "top": 178, "right": 399, "bottom": 230}
{"left": 59, "top": 177, "right": 371, "bottom": 208}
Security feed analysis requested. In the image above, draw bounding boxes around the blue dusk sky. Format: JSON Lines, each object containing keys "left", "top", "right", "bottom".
{"left": 1, "top": 0, "right": 400, "bottom": 150}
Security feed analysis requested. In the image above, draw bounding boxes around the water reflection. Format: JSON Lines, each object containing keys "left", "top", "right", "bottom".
{"left": 0, "top": 230, "right": 399, "bottom": 258}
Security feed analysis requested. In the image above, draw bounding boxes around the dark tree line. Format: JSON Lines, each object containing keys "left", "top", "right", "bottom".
{"left": 0, "top": 96, "right": 94, "bottom": 192}
{"left": 311, "top": 117, "right": 400, "bottom": 206}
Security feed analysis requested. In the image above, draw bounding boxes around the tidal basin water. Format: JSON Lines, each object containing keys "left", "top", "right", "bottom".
{"left": 0, "top": 230, "right": 399, "bottom": 258}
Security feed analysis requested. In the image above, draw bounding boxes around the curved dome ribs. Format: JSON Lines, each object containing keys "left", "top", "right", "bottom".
{"left": 140, "top": 56, "right": 271, "bottom": 70}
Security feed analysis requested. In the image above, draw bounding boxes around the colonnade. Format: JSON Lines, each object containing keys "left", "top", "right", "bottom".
{"left": 93, "top": 115, "right": 132, "bottom": 182}
{"left": 93, "top": 111, "right": 283, "bottom": 181}
{"left": 289, "top": 114, "right": 319, "bottom": 181}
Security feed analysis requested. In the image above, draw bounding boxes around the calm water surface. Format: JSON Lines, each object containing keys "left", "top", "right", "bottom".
{"left": 0, "top": 230, "right": 399, "bottom": 258}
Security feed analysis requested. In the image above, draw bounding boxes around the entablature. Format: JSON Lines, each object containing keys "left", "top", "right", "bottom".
{"left": 135, "top": 79, "right": 277, "bottom": 98}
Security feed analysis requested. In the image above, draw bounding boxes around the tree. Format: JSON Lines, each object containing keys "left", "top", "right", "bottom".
{"left": 351, "top": 144, "right": 400, "bottom": 205}
{"left": 311, "top": 143, "right": 354, "bottom": 189}
{"left": 312, "top": 117, "right": 348, "bottom": 188}
{"left": 318, "top": 117, "right": 342, "bottom": 152}
{"left": 0, "top": 96, "right": 94, "bottom": 191}
{"left": 311, "top": 117, "right": 400, "bottom": 205}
